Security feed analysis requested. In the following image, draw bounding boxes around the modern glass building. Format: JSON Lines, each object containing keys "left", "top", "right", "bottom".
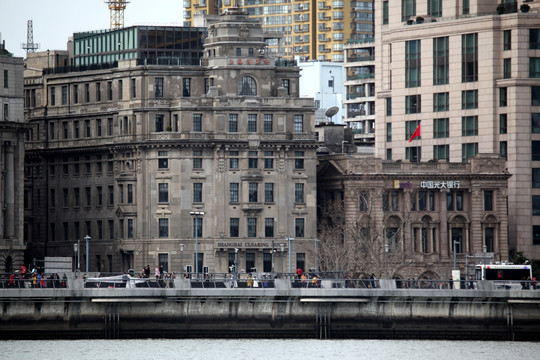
{"left": 73, "top": 26, "right": 206, "bottom": 67}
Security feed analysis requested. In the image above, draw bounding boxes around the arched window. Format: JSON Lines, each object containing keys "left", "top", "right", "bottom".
{"left": 239, "top": 76, "right": 257, "bottom": 96}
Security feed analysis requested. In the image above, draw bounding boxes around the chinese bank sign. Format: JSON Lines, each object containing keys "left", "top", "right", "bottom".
{"left": 394, "top": 180, "right": 461, "bottom": 190}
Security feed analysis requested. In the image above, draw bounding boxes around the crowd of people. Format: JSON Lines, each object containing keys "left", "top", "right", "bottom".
{"left": 4, "top": 265, "right": 68, "bottom": 289}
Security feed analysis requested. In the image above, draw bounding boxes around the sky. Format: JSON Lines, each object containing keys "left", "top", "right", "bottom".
{"left": 1, "top": 0, "right": 184, "bottom": 58}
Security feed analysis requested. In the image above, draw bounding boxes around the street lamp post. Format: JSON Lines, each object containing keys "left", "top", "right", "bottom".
{"left": 384, "top": 243, "right": 389, "bottom": 279}
{"left": 271, "top": 240, "right": 275, "bottom": 273}
{"left": 280, "top": 243, "right": 284, "bottom": 273}
{"left": 234, "top": 248, "right": 239, "bottom": 277}
{"left": 190, "top": 211, "right": 204, "bottom": 278}
{"left": 84, "top": 235, "right": 91, "bottom": 273}
{"left": 180, "top": 243, "right": 184, "bottom": 275}
{"left": 453, "top": 240, "right": 459, "bottom": 270}
{"left": 73, "top": 243, "right": 80, "bottom": 272}
{"left": 287, "top": 236, "right": 294, "bottom": 275}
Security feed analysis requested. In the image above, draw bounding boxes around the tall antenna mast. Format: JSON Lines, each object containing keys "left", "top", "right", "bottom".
{"left": 105, "top": 0, "right": 131, "bottom": 29}
{"left": 21, "top": 20, "right": 40, "bottom": 53}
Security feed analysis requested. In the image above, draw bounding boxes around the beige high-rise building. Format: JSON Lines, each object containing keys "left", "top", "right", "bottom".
{"left": 375, "top": 1, "right": 540, "bottom": 266}
{"left": 24, "top": 10, "right": 318, "bottom": 274}
{"left": 0, "top": 37, "right": 26, "bottom": 273}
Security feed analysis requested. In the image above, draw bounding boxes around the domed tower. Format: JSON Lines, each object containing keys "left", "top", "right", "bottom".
{"left": 203, "top": 7, "right": 297, "bottom": 98}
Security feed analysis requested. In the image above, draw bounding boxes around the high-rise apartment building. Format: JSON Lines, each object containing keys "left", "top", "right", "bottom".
{"left": 184, "top": 1, "right": 375, "bottom": 62}
{"left": 23, "top": 11, "right": 318, "bottom": 274}
{"left": 0, "top": 37, "right": 26, "bottom": 273}
{"left": 375, "top": 0, "right": 540, "bottom": 266}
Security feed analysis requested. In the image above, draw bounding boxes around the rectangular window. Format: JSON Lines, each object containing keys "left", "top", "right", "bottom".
{"left": 295, "top": 218, "right": 305, "bottom": 238}
{"left": 96, "top": 119, "right": 102, "bottom": 137}
{"left": 230, "top": 183, "right": 239, "bottom": 203}
{"left": 462, "top": 33, "right": 478, "bottom": 82}
{"left": 383, "top": 1, "right": 389, "bottom": 24}
{"left": 265, "top": 218, "right": 274, "bottom": 237}
{"left": 530, "top": 29, "right": 540, "bottom": 50}
{"left": 434, "top": 144, "right": 449, "bottom": 161}
{"left": 247, "top": 218, "right": 257, "bottom": 237}
{"left": 433, "top": 92, "right": 449, "bottom": 112}
{"left": 500, "top": 141, "right": 507, "bottom": 159}
{"left": 533, "top": 86, "right": 540, "bottom": 106}
{"left": 500, "top": 114, "right": 508, "bottom": 134}
{"left": 249, "top": 182, "right": 258, "bottom": 202}
{"left": 532, "top": 195, "right": 540, "bottom": 216}
{"left": 264, "top": 114, "right": 273, "bottom": 132}
{"left": 248, "top": 151, "right": 258, "bottom": 169}
{"left": 294, "top": 115, "right": 304, "bottom": 133}
{"left": 97, "top": 186, "right": 103, "bottom": 206}
{"left": 158, "top": 150, "right": 168, "bottom": 169}
{"left": 193, "top": 150, "right": 203, "bottom": 169}
{"left": 294, "top": 151, "right": 304, "bottom": 170}
{"left": 155, "top": 77, "right": 163, "bottom": 98}
{"left": 73, "top": 85, "right": 79, "bottom": 104}
{"left": 264, "top": 183, "right": 274, "bottom": 203}
{"left": 124, "top": 184, "right": 132, "bottom": 204}
{"left": 85, "top": 83, "right": 91, "bottom": 102}
{"left": 530, "top": 58, "right": 540, "bottom": 78}
{"left": 281, "top": 79, "right": 290, "bottom": 95}
{"left": 504, "top": 58, "right": 511, "bottom": 79}
{"left": 500, "top": 88, "right": 508, "bottom": 107}
{"left": 248, "top": 114, "right": 257, "bottom": 132}
{"left": 158, "top": 183, "right": 169, "bottom": 203}
{"left": 182, "top": 78, "right": 191, "bottom": 97}
{"left": 229, "top": 150, "right": 239, "bottom": 169}
{"left": 405, "top": 40, "right": 421, "bottom": 88}
{"left": 428, "top": 0, "right": 442, "bottom": 17}
{"left": 62, "top": 86, "right": 68, "bottom": 105}
{"left": 463, "top": 0, "right": 469, "bottom": 14}
{"left": 484, "top": 190, "right": 493, "bottom": 211}
{"left": 264, "top": 151, "right": 273, "bottom": 169}
{"left": 3, "top": 70, "right": 7, "bottom": 88}
{"left": 533, "top": 141, "right": 540, "bottom": 160}
{"left": 230, "top": 218, "right": 239, "bottom": 237}
{"left": 85, "top": 187, "right": 91, "bottom": 207}
{"left": 85, "top": 120, "right": 91, "bottom": 137}
{"left": 107, "top": 81, "right": 113, "bottom": 100}
{"left": 405, "top": 95, "right": 421, "bottom": 114}
{"left": 462, "top": 116, "right": 478, "bottom": 136}
{"left": 401, "top": 0, "right": 416, "bottom": 22}
{"left": 108, "top": 185, "right": 114, "bottom": 206}
{"left": 193, "top": 114, "right": 202, "bottom": 132}
{"left": 433, "top": 37, "right": 449, "bottom": 85}
{"left": 386, "top": 123, "right": 392, "bottom": 142}
{"left": 359, "top": 192, "right": 369, "bottom": 211}
{"left": 229, "top": 114, "right": 238, "bottom": 132}
{"left": 127, "top": 219, "right": 133, "bottom": 239}
{"left": 405, "top": 120, "right": 421, "bottom": 140}
{"left": 295, "top": 183, "right": 304, "bottom": 203}
{"left": 406, "top": 146, "right": 421, "bottom": 162}
{"left": 504, "top": 30, "right": 511, "bottom": 51}
{"left": 159, "top": 218, "right": 169, "bottom": 238}
{"left": 96, "top": 82, "right": 101, "bottom": 102}
{"left": 433, "top": 118, "right": 449, "bottom": 138}
{"left": 131, "top": 78, "right": 136, "bottom": 98}
{"left": 462, "top": 142, "right": 478, "bottom": 162}
{"left": 533, "top": 168, "right": 540, "bottom": 188}
{"left": 155, "top": 114, "right": 164, "bottom": 132}
{"left": 386, "top": 98, "right": 392, "bottom": 116}
{"left": 193, "top": 183, "right": 202, "bottom": 203}
{"left": 462, "top": 90, "right": 478, "bottom": 109}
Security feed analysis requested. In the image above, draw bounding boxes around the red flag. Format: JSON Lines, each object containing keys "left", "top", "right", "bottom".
{"left": 408, "top": 123, "right": 421, "bottom": 142}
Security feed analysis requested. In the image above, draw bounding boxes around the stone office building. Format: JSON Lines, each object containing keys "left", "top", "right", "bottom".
{"left": 0, "top": 38, "right": 26, "bottom": 273}
{"left": 317, "top": 154, "right": 510, "bottom": 279}
{"left": 24, "top": 9, "right": 318, "bottom": 275}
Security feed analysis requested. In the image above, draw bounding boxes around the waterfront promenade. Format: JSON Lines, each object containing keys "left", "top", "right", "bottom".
{"left": 1, "top": 276, "right": 539, "bottom": 341}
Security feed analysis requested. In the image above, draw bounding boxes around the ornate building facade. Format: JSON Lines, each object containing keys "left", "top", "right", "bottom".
{"left": 24, "top": 9, "right": 318, "bottom": 274}
{"left": 0, "top": 39, "right": 26, "bottom": 272}
{"left": 317, "top": 154, "right": 510, "bottom": 279}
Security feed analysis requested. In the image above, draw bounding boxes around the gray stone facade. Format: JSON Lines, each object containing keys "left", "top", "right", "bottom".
{"left": 23, "top": 10, "right": 318, "bottom": 275}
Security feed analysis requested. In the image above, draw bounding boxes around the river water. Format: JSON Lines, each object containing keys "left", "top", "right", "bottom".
{"left": 2, "top": 339, "right": 539, "bottom": 360}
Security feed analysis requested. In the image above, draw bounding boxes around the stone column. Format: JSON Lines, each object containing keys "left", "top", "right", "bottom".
{"left": 439, "top": 190, "right": 448, "bottom": 258}
{"left": 4, "top": 143, "right": 14, "bottom": 238}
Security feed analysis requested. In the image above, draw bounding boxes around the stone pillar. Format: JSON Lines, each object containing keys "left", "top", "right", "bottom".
{"left": 4, "top": 143, "right": 14, "bottom": 238}
{"left": 439, "top": 190, "right": 448, "bottom": 258}
{"left": 403, "top": 190, "right": 411, "bottom": 252}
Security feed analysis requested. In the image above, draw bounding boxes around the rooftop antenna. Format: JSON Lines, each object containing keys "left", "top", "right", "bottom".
{"left": 105, "top": 0, "right": 131, "bottom": 29}
{"left": 21, "top": 20, "right": 40, "bottom": 53}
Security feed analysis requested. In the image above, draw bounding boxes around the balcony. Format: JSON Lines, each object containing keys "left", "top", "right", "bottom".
{"left": 347, "top": 73, "right": 375, "bottom": 81}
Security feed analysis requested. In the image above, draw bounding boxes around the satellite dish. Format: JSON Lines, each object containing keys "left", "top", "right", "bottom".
{"left": 325, "top": 106, "right": 339, "bottom": 119}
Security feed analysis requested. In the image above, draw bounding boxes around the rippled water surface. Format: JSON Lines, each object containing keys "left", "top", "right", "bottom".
{"left": 3, "top": 339, "right": 539, "bottom": 360}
